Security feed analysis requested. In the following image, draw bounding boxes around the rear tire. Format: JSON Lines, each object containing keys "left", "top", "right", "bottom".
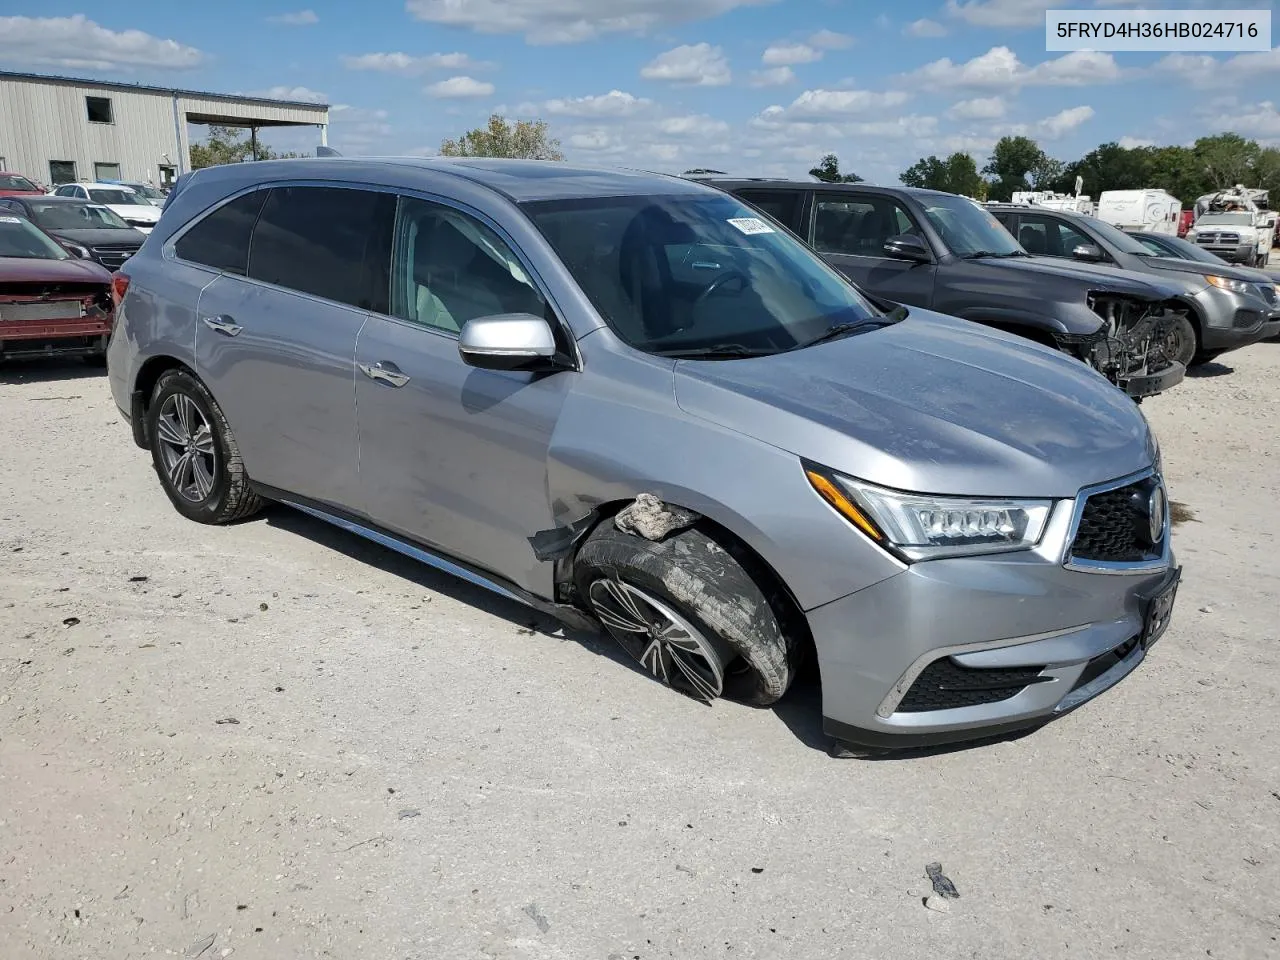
{"left": 574, "top": 524, "right": 799, "bottom": 706}
{"left": 147, "top": 368, "right": 263, "bottom": 525}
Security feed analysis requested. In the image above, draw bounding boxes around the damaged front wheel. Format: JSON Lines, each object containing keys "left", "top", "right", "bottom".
{"left": 574, "top": 525, "right": 798, "bottom": 706}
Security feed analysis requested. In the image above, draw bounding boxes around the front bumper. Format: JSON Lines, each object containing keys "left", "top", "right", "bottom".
{"left": 1194, "top": 287, "right": 1271, "bottom": 352}
{"left": 0, "top": 315, "right": 112, "bottom": 360}
{"left": 1195, "top": 242, "right": 1257, "bottom": 264}
{"left": 1116, "top": 360, "right": 1184, "bottom": 398}
{"left": 807, "top": 490, "right": 1179, "bottom": 751}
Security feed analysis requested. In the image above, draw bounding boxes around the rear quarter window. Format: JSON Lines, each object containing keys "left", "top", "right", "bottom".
{"left": 174, "top": 191, "right": 269, "bottom": 275}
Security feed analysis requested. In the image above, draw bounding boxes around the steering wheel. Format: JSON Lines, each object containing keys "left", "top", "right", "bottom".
{"left": 694, "top": 270, "right": 749, "bottom": 305}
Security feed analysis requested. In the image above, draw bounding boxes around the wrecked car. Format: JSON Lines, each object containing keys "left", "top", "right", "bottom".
{"left": 702, "top": 179, "right": 1187, "bottom": 400}
{"left": 107, "top": 158, "right": 1180, "bottom": 753}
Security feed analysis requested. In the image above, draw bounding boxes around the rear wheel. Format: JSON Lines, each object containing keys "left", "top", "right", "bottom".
{"left": 574, "top": 524, "right": 799, "bottom": 706}
{"left": 147, "top": 368, "right": 263, "bottom": 524}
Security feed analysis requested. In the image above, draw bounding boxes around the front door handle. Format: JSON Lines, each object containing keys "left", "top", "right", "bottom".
{"left": 359, "top": 361, "right": 410, "bottom": 388}
{"left": 202, "top": 315, "right": 242, "bottom": 337}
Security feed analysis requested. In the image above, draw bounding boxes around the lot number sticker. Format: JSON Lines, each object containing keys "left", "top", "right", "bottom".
{"left": 727, "top": 217, "right": 775, "bottom": 235}
{"left": 0, "top": 216, "right": 21, "bottom": 223}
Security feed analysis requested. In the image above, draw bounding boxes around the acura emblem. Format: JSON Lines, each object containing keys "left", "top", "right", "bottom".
{"left": 1147, "top": 485, "right": 1167, "bottom": 544}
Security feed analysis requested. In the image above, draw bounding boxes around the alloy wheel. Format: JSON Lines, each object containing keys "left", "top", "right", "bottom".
{"left": 155, "top": 393, "right": 217, "bottom": 502}
{"left": 587, "top": 578, "right": 730, "bottom": 703}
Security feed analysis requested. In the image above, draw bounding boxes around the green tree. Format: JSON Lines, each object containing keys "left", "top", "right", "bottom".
{"left": 1054, "top": 142, "right": 1153, "bottom": 199}
{"left": 1193, "top": 133, "right": 1261, "bottom": 190}
{"left": 900, "top": 152, "right": 984, "bottom": 197}
{"left": 982, "top": 135, "right": 1050, "bottom": 200}
{"left": 1028, "top": 155, "right": 1065, "bottom": 190}
{"left": 189, "top": 125, "right": 302, "bottom": 169}
{"left": 809, "top": 153, "right": 863, "bottom": 183}
{"left": 440, "top": 114, "right": 564, "bottom": 160}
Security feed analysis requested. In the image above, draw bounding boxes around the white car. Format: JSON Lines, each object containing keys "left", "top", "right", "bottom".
{"left": 49, "top": 182, "right": 161, "bottom": 234}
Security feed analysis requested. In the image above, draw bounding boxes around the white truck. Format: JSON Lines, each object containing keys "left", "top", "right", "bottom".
{"left": 1009, "top": 190, "right": 1095, "bottom": 215}
{"left": 1096, "top": 189, "right": 1181, "bottom": 235}
{"left": 1189, "top": 185, "right": 1273, "bottom": 267}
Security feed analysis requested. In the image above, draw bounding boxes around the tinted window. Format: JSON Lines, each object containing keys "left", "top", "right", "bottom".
{"left": 248, "top": 186, "right": 393, "bottom": 310}
{"left": 736, "top": 190, "right": 803, "bottom": 231}
{"left": 523, "top": 193, "right": 881, "bottom": 358}
{"left": 175, "top": 191, "right": 268, "bottom": 275}
{"left": 813, "top": 194, "right": 921, "bottom": 257}
{"left": 391, "top": 196, "right": 545, "bottom": 334}
{"left": 1014, "top": 214, "right": 1094, "bottom": 258}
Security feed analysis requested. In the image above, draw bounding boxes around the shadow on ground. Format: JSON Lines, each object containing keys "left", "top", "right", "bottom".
{"left": 0, "top": 359, "right": 107, "bottom": 386}
{"left": 1187, "top": 361, "right": 1234, "bottom": 379}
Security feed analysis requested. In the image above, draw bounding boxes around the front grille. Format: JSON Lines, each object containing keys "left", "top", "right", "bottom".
{"left": 1069, "top": 476, "right": 1163, "bottom": 564}
{"left": 897, "top": 658, "right": 1048, "bottom": 713}
{"left": 91, "top": 243, "right": 140, "bottom": 269}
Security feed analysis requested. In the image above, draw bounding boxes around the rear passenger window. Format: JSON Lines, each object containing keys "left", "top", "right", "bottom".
{"left": 736, "top": 190, "right": 802, "bottom": 231}
{"left": 174, "top": 191, "right": 267, "bottom": 275}
{"left": 248, "top": 186, "right": 394, "bottom": 310}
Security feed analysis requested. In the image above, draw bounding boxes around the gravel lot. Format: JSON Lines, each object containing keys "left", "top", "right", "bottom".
{"left": 2, "top": 316, "right": 1279, "bottom": 959}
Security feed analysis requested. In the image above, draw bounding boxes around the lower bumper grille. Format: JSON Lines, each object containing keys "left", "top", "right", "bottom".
{"left": 897, "top": 657, "right": 1049, "bottom": 713}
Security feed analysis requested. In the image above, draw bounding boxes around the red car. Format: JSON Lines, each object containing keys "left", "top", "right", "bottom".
{"left": 0, "top": 171, "right": 46, "bottom": 197}
{"left": 0, "top": 213, "right": 116, "bottom": 364}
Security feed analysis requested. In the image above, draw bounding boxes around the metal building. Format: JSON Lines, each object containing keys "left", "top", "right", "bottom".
{"left": 0, "top": 71, "right": 329, "bottom": 190}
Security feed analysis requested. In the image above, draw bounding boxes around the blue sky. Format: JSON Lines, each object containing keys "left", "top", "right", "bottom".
{"left": 1, "top": 1, "right": 1277, "bottom": 184}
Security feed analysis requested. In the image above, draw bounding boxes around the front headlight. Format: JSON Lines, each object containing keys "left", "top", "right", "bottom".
{"left": 1205, "top": 275, "right": 1252, "bottom": 295}
{"left": 805, "top": 464, "right": 1052, "bottom": 561}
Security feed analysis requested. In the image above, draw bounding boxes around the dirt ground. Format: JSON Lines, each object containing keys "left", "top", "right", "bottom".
{"left": 2, "top": 327, "right": 1279, "bottom": 959}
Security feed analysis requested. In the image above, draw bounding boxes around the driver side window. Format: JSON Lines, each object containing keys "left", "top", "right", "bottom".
{"left": 390, "top": 197, "right": 546, "bottom": 336}
{"left": 813, "top": 194, "right": 922, "bottom": 258}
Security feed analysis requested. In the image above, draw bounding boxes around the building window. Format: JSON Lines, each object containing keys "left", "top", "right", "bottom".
{"left": 94, "top": 162, "right": 122, "bottom": 181}
{"left": 49, "top": 160, "right": 77, "bottom": 185}
{"left": 86, "top": 96, "right": 113, "bottom": 124}
{"left": 159, "top": 165, "right": 177, "bottom": 187}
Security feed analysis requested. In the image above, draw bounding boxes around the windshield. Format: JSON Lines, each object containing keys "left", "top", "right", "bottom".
{"left": 918, "top": 194, "right": 1023, "bottom": 258}
{"left": 29, "top": 201, "right": 131, "bottom": 231}
{"left": 0, "top": 215, "right": 69, "bottom": 260}
{"left": 521, "top": 193, "right": 885, "bottom": 357}
{"left": 1133, "top": 233, "right": 1224, "bottom": 264}
{"left": 1083, "top": 217, "right": 1152, "bottom": 255}
{"left": 0, "top": 174, "right": 40, "bottom": 192}
{"left": 1198, "top": 212, "right": 1253, "bottom": 226}
{"left": 88, "top": 188, "right": 139, "bottom": 205}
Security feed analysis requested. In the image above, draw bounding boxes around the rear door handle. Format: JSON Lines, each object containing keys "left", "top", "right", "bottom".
{"left": 202, "top": 315, "right": 242, "bottom": 337}
{"left": 358, "top": 361, "right": 410, "bottom": 387}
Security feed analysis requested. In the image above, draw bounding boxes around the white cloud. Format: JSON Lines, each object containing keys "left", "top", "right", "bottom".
{"left": 330, "top": 104, "right": 390, "bottom": 123}
{"left": 267, "top": 9, "right": 318, "bottom": 25}
{"left": 1118, "top": 136, "right": 1156, "bottom": 149}
{"left": 1153, "top": 46, "right": 1280, "bottom": 88}
{"left": 760, "top": 88, "right": 912, "bottom": 122}
{"left": 1038, "top": 104, "right": 1094, "bottom": 138}
{"left": 341, "top": 51, "right": 486, "bottom": 74}
{"left": 905, "top": 18, "right": 947, "bottom": 38}
{"left": 249, "top": 85, "right": 328, "bottom": 103}
{"left": 907, "top": 46, "right": 1123, "bottom": 89}
{"left": 949, "top": 96, "right": 1006, "bottom": 120}
{"left": 809, "top": 29, "right": 854, "bottom": 50}
{"left": 425, "top": 76, "right": 495, "bottom": 98}
{"left": 0, "top": 14, "right": 204, "bottom": 70}
{"left": 405, "top": 0, "right": 769, "bottom": 44}
{"left": 543, "top": 90, "right": 652, "bottom": 117}
{"left": 1229, "top": 100, "right": 1280, "bottom": 141}
{"left": 658, "top": 114, "right": 731, "bottom": 137}
{"left": 640, "top": 43, "right": 732, "bottom": 86}
{"left": 749, "top": 66, "right": 796, "bottom": 87}
{"left": 944, "top": 0, "right": 1053, "bottom": 28}
{"left": 762, "top": 41, "right": 821, "bottom": 66}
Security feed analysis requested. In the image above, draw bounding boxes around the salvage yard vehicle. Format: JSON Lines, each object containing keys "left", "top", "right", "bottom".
{"left": 0, "top": 171, "right": 45, "bottom": 197}
{"left": 988, "top": 202, "right": 1273, "bottom": 368}
{"left": 107, "top": 158, "right": 1180, "bottom": 753}
{"left": 0, "top": 212, "right": 115, "bottom": 363}
{"left": 50, "top": 182, "right": 161, "bottom": 234}
{"left": 706, "top": 178, "right": 1186, "bottom": 400}
{"left": 1189, "top": 186, "right": 1272, "bottom": 267}
{"left": 1096, "top": 188, "right": 1181, "bottom": 236}
{"left": 0, "top": 196, "right": 146, "bottom": 271}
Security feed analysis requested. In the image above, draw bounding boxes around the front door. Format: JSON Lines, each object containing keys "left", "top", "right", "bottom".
{"left": 192, "top": 184, "right": 395, "bottom": 509}
{"left": 808, "top": 191, "right": 938, "bottom": 308}
{"left": 354, "top": 195, "right": 574, "bottom": 596}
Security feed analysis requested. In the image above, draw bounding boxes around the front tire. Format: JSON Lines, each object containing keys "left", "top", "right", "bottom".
{"left": 1159, "top": 313, "right": 1198, "bottom": 369}
{"left": 574, "top": 524, "right": 799, "bottom": 706}
{"left": 147, "top": 368, "right": 263, "bottom": 524}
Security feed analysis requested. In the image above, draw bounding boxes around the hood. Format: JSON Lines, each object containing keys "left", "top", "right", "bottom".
{"left": 673, "top": 310, "right": 1154, "bottom": 499}
{"left": 1140, "top": 255, "right": 1272, "bottom": 285}
{"left": 44, "top": 226, "right": 147, "bottom": 247}
{"left": 968, "top": 254, "right": 1184, "bottom": 300}
{"left": 0, "top": 255, "right": 112, "bottom": 284}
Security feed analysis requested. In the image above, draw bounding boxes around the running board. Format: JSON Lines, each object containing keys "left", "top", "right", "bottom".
{"left": 280, "top": 499, "right": 530, "bottom": 606}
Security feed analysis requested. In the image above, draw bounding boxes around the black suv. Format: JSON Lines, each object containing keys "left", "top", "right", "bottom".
{"left": 700, "top": 179, "right": 1188, "bottom": 399}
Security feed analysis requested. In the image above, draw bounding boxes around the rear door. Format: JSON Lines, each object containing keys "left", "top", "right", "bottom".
{"left": 806, "top": 191, "right": 937, "bottom": 308}
{"left": 192, "top": 184, "right": 394, "bottom": 510}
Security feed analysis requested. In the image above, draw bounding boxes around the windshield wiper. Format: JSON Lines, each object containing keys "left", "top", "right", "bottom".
{"left": 654, "top": 343, "right": 777, "bottom": 359}
{"left": 962, "top": 249, "right": 1026, "bottom": 259}
{"left": 795, "top": 319, "right": 886, "bottom": 350}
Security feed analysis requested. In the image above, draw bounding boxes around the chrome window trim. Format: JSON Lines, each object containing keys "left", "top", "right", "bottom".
{"left": 1060, "top": 465, "right": 1172, "bottom": 575}
{"left": 162, "top": 178, "right": 582, "bottom": 372}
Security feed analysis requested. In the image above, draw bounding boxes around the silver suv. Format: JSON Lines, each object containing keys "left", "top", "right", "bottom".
{"left": 107, "top": 158, "right": 1181, "bottom": 753}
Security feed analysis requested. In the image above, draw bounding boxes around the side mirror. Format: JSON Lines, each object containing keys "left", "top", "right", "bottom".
{"left": 1072, "top": 243, "right": 1106, "bottom": 262}
{"left": 458, "top": 312, "right": 561, "bottom": 372}
{"left": 883, "top": 234, "right": 931, "bottom": 262}
{"left": 62, "top": 242, "right": 84, "bottom": 258}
